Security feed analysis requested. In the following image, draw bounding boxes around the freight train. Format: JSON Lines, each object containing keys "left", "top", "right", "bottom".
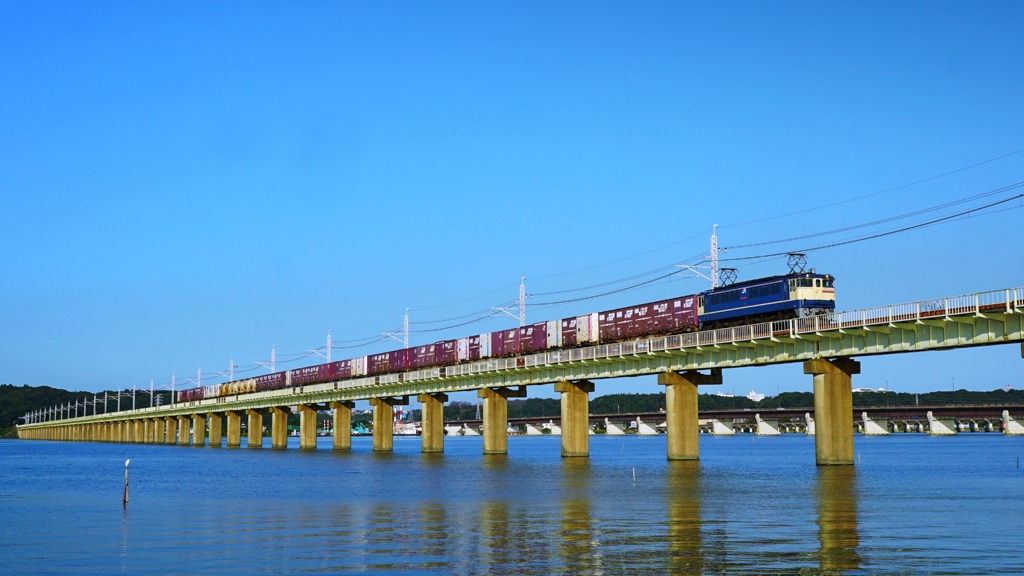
{"left": 178, "top": 270, "right": 835, "bottom": 402}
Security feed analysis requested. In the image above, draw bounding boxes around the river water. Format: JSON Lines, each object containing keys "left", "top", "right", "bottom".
{"left": 1, "top": 433, "right": 1022, "bottom": 574}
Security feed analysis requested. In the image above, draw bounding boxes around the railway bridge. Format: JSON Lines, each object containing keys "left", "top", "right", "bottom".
{"left": 17, "top": 286, "right": 1024, "bottom": 466}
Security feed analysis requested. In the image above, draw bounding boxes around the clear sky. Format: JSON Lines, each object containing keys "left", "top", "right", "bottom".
{"left": 3, "top": 2, "right": 1024, "bottom": 409}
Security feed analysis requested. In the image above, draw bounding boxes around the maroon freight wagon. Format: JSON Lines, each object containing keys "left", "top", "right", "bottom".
{"left": 599, "top": 295, "right": 698, "bottom": 341}
{"left": 409, "top": 344, "right": 436, "bottom": 369}
{"left": 255, "top": 372, "right": 287, "bottom": 392}
{"left": 330, "top": 359, "right": 352, "bottom": 380}
{"left": 289, "top": 363, "right": 334, "bottom": 386}
{"left": 491, "top": 328, "right": 521, "bottom": 357}
{"left": 519, "top": 322, "right": 549, "bottom": 354}
{"left": 434, "top": 339, "right": 458, "bottom": 366}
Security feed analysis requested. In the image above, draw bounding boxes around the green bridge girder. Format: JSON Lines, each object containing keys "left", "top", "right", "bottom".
{"left": 19, "top": 286, "right": 1024, "bottom": 430}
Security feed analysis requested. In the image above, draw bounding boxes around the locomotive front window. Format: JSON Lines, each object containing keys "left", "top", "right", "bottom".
{"left": 824, "top": 278, "right": 834, "bottom": 288}
{"left": 815, "top": 279, "right": 821, "bottom": 287}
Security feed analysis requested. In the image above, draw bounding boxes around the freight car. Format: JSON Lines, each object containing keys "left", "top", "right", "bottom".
{"left": 177, "top": 271, "right": 834, "bottom": 402}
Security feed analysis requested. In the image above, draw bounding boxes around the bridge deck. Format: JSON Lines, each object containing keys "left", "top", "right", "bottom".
{"left": 19, "top": 286, "right": 1024, "bottom": 429}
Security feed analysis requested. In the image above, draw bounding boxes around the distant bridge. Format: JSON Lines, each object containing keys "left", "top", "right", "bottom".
{"left": 17, "top": 286, "right": 1024, "bottom": 465}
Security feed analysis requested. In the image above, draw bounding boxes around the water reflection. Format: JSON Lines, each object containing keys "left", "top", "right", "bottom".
{"left": 816, "top": 466, "right": 860, "bottom": 572}
{"left": 666, "top": 460, "right": 703, "bottom": 574}
{"left": 560, "top": 458, "right": 601, "bottom": 574}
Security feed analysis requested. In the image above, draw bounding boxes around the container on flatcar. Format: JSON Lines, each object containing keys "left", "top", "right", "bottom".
{"left": 576, "top": 312, "right": 600, "bottom": 344}
{"left": 179, "top": 388, "right": 202, "bottom": 402}
{"left": 561, "top": 317, "right": 578, "bottom": 346}
{"left": 330, "top": 360, "right": 352, "bottom": 380}
{"left": 600, "top": 296, "right": 698, "bottom": 341}
{"left": 435, "top": 339, "right": 458, "bottom": 366}
{"left": 546, "top": 319, "right": 562, "bottom": 348}
{"left": 367, "top": 352, "right": 391, "bottom": 375}
{"left": 520, "top": 322, "right": 550, "bottom": 354}
{"left": 255, "top": 372, "right": 286, "bottom": 392}
{"left": 457, "top": 334, "right": 490, "bottom": 362}
{"left": 390, "top": 349, "right": 408, "bottom": 372}
{"left": 203, "top": 384, "right": 221, "bottom": 399}
{"left": 352, "top": 356, "right": 367, "bottom": 377}
{"left": 409, "top": 344, "right": 436, "bottom": 369}
{"left": 491, "top": 328, "right": 521, "bottom": 357}
{"left": 652, "top": 295, "right": 698, "bottom": 334}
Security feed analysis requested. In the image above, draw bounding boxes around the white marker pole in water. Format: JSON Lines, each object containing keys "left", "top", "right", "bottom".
{"left": 123, "top": 459, "right": 130, "bottom": 508}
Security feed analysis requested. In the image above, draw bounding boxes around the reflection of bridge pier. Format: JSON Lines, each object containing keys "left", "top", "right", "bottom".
{"left": 560, "top": 459, "right": 597, "bottom": 574}
{"left": 816, "top": 466, "right": 860, "bottom": 571}
{"left": 666, "top": 461, "right": 703, "bottom": 573}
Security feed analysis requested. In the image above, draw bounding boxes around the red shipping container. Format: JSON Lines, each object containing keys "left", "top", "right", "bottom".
{"left": 561, "top": 317, "right": 578, "bottom": 346}
{"left": 435, "top": 339, "right": 458, "bottom": 366}
{"left": 466, "top": 334, "right": 483, "bottom": 360}
{"left": 367, "top": 352, "right": 390, "bottom": 375}
{"left": 600, "top": 295, "right": 699, "bottom": 342}
{"left": 491, "top": 328, "right": 521, "bottom": 357}
{"left": 255, "top": 372, "right": 286, "bottom": 392}
{"left": 520, "top": 322, "right": 549, "bottom": 354}
{"left": 331, "top": 359, "right": 352, "bottom": 380}
{"left": 409, "top": 344, "right": 436, "bottom": 369}
{"left": 389, "top": 349, "right": 408, "bottom": 372}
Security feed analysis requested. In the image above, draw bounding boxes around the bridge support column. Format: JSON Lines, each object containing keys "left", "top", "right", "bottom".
{"left": 805, "top": 358, "right": 859, "bottom": 466}
{"left": 369, "top": 397, "right": 408, "bottom": 452}
{"left": 478, "top": 386, "right": 527, "bottom": 455}
{"left": 755, "top": 414, "right": 781, "bottom": 436}
{"left": 208, "top": 413, "right": 222, "bottom": 447}
{"left": 659, "top": 370, "right": 720, "bottom": 460}
{"left": 861, "top": 412, "right": 890, "bottom": 435}
{"left": 246, "top": 410, "right": 263, "bottom": 448}
{"left": 192, "top": 415, "right": 206, "bottom": 447}
{"left": 134, "top": 420, "right": 143, "bottom": 443}
{"left": 330, "top": 401, "right": 353, "bottom": 450}
{"left": 711, "top": 420, "right": 736, "bottom": 435}
{"left": 226, "top": 411, "right": 241, "bottom": 447}
{"left": 555, "top": 380, "right": 594, "bottom": 458}
{"left": 1002, "top": 410, "right": 1024, "bottom": 435}
{"left": 418, "top": 393, "right": 448, "bottom": 453}
{"left": 177, "top": 415, "right": 190, "bottom": 445}
{"left": 165, "top": 417, "right": 176, "bottom": 445}
{"left": 271, "top": 407, "right": 289, "bottom": 449}
{"left": 926, "top": 411, "right": 957, "bottom": 435}
{"left": 143, "top": 419, "right": 152, "bottom": 443}
{"left": 805, "top": 413, "right": 815, "bottom": 436}
{"left": 298, "top": 405, "right": 317, "bottom": 450}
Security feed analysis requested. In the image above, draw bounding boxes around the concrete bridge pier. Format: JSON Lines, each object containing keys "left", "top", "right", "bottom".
{"left": 246, "top": 410, "right": 263, "bottom": 448}
{"left": 297, "top": 405, "right": 318, "bottom": 450}
{"left": 132, "top": 420, "right": 142, "bottom": 443}
{"left": 270, "top": 407, "right": 289, "bottom": 449}
{"left": 478, "top": 386, "right": 527, "bottom": 455}
{"left": 143, "top": 419, "right": 152, "bottom": 444}
{"left": 525, "top": 423, "right": 544, "bottom": 435}
{"left": 755, "top": 414, "right": 781, "bottom": 436}
{"left": 711, "top": 420, "right": 736, "bottom": 435}
{"left": 225, "top": 411, "right": 241, "bottom": 447}
{"left": 369, "top": 396, "right": 409, "bottom": 452}
{"left": 164, "top": 417, "right": 176, "bottom": 445}
{"left": 805, "top": 358, "right": 859, "bottom": 466}
{"left": 636, "top": 417, "right": 659, "bottom": 435}
{"left": 658, "top": 369, "right": 721, "bottom": 460}
{"left": 1002, "top": 410, "right": 1024, "bottom": 434}
{"left": 177, "top": 415, "right": 190, "bottom": 445}
{"left": 418, "top": 393, "right": 448, "bottom": 453}
{"left": 330, "top": 401, "right": 354, "bottom": 450}
{"left": 555, "top": 380, "right": 594, "bottom": 458}
{"left": 192, "top": 415, "right": 206, "bottom": 447}
{"left": 208, "top": 413, "right": 222, "bottom": 447}
{"left": 605, "top": 418, "right": 626, "bottom": 435}
{"left": 926, "top": 411, "right": 957, "bottom": 435}
{"left": 862, "top": 412, "right": 890, "bottom": 435}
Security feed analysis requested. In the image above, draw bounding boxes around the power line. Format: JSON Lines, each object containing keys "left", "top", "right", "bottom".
{"left": 721, "top": 147, "right": 1024, "bottom": 229}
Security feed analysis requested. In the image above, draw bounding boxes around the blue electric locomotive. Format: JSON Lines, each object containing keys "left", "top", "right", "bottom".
{"left": 697, "top": 271, "right": 835, "bottom": 329}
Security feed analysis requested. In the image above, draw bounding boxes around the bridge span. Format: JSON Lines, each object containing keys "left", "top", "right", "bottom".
{"left": 17, "top": 286, "right": 1024, "bottom": 465}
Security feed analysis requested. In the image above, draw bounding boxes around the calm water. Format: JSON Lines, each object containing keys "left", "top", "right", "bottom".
{"left": 2, "top": 433, "right": 1023, "bottom": 575}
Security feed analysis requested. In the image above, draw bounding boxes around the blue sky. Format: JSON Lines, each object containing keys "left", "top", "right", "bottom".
{"left": 2, "top": 2, "right": 1024, "bottom": 408}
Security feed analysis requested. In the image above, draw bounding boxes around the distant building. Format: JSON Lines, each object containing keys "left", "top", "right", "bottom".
{"left": 716, "top": 392, "right": 734, "bottom": 398}
{"left": 746, "top": 390, "right": 765, "bottom": 402}
{"left": 852, "top": 387, "right": 886, "bottom": 393}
